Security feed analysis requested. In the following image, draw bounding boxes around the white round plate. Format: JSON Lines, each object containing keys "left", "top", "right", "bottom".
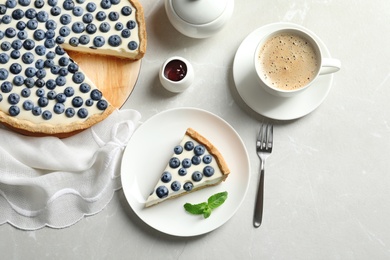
{"left": 233, "top": 22, "right": 334, "bottom": 120}
{"left": 121, "top": 107, "right": 250, "bottom": 237}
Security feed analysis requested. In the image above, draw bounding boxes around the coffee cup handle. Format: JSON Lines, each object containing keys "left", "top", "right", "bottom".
{"left": 319, "top": 58, "right": 341, "bottom": 75}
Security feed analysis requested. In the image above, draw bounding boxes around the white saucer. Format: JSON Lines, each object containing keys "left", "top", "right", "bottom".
{"left": 233, "top": 23, "right": 334, "bottom": 120}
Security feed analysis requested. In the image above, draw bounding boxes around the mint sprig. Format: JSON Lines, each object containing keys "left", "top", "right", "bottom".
{"left": 184, "top": 191, "right": 228, "bottom": 219}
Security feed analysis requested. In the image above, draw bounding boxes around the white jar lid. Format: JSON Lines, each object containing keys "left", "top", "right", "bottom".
{"left": 171, "top": 0, "right": 229, "bottom": 25}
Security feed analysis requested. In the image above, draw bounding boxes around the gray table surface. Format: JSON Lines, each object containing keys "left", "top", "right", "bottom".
{"left": 2, "top": 0, "right": 390, "bottom": 259}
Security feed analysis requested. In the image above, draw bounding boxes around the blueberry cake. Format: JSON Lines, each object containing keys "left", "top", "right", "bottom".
{"left": 0, "top": 0, "right": 146, "bottom": 136}
{"left": 145, "top": 128, "right": 230, "bottom": 208}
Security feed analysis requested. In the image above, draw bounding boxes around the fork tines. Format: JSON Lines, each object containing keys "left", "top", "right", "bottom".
{"left": 257, "top": 124, "right": 273, "bottom": 151}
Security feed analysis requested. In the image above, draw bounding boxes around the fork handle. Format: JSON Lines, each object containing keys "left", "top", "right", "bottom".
{"left": 253, "top": 160, "right": 265, "bottom": 228}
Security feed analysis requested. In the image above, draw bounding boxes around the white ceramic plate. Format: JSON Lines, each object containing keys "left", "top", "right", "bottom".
{"left": 233, "top": 22, "right": 334, "bottom": 120}
{"left": 121, "top": 107, "right": 250, "bottom": 237}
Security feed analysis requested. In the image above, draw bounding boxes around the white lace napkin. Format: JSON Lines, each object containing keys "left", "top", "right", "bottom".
{"left": 0, "top": 109, "right": 141, "bottom": 230}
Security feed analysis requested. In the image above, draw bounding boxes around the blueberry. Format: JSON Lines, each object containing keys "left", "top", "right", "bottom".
{"left": 10, "top": 50, "right": 20, "bottom": 59}
{"left": 80, "top": 83, "right": 90, "bottom": 93}
{"left": 32, "top": 106, "right": 42, "bottom": 116}
{"left": 55, "top": 36, "right": 65, "bottom": 44}
{"left": 178, "top": 168, "right": 187, "bottom": 176}
{"left": 35, "top": 59, "right": 44, "bottom": 69}
{"left": 22, "top": 52, "right": 34, "bottom": 64}
{"left": 203, "top": 166, "right": 215, "bottom": 177}
{"left": 174, "top": 145, "right": 183, "bottom": 155}
{"left": 64, "top": 87, "right": 74, "bottom": 97}
{"left": 56, "top": 93, "right": 66, "bottom": 103}
{"left": 23, "top": 100, "right": 34, "bottom": 110}
{"left": 16, "top": 21, "right": 26, "bottom": 30}
{"left": 47, "top": 0, "right": 58, "bottom": 6}
{"left": 100, "top": 0, "right": 111, "bottom": 9}
{"left": 0, "top": 69, "right": 8, "bottom": 80}
{"left": 42, "top": 110, "right": 52, "bottom": 120}
{"left": 156, "top": 186, "right": 169, "bottom": 199}
{"left": 126, "top": 20, "right": 136, "bottom": 30}
{"left": 1, "top": 41, "right": 11, "bottom": 51}
{"left": 46, "top": 79, "right": 56, "bottom": 90}
{"left": 76, "top": 0, "right": 85, "bottom": 3}
{"left": 6, "top": 0, "right": 17, "bottom": 8}
{"left": 11, "top": 9, "right": 24, "bottom": 20}
{"left": 10, "top": 63, "right": 22, "bottom": 74}
{"left": 69, "top": 37, "right": 79, "bottom": 47}
{"left": 161, "top": 171, "right": 172, "bottom": 183}
{"left": 96, "top": 100, "right": 108, "bottom": 110}
{"left": 1, "top": 81, "right": 13, "bottom": 93}
{"left": 72, "top": 22, "right": 84, "bottom": 33}
{"left": 79, "top": 35, "right": 90, "bottom": 45}
{"left": 50, "top": 6, "right": 61, "bottom": 16}
{"left": 33, "top": 29, "right": 45, "bottom": 41}
{"left": 58, "top": 68, "right": 68, "bottom": 76}
{"left": 192, "top": 171, "right": 203, "bottom": 182}
{"left": 182, "top": 158, "right": 192, "bottom": 168}
{"left": 19, "top": 0, "right": 31, "bottom": 6}
{"left": 171, "top": 181, "right": 181, "bottom": 192}
{"left": 169, "top": 157, "right": 180, "bottom": 169}
{"left": 17, "top": 31, "right": 28, "bottom": 40}
{"left": 0, "top": 5, "right": 6, "bottom": 14}
{"left": 63, "top": 0, "right": 74, "bottom": 10}
{"left": 47, "top": 90, "right": 56, "bottom": 99}
{"left": 36, "top": 88, "right": 45, "bottom": 97}
{"left": 108, "top": 35, "right": 121, "bottom": 47}
{"left": 99, "top": 22, "right": 110, "bottom": 33}
{"left": 35, "top": 45, "right": 46, "bottom": 56}
{"left": 93, "top": 36, "right": 105, "bottom": 47}
{"left": 121, "top": 29, "right": 131, "bottom": 38}
{"left": 11, "top": 39, "right": 22, "bottom": 50}
{"left": 33, "top": 0, "right": 43, "bottom": 8}
{"left": 23, "top": 39, "right": 35, "bottom": 50}
{"left": 115, "top": 22, "right": 123, "bottom": 31}
{"left": 26, "top": 9, "right": 37, "bottom": 19}
{"left": 5, "top": 28, "right": 16, "bottom": 38}
{"left": 0, "top": 31, "right": 3, "bottom": 40}
{"left": 21, "top": 88, "right": 31, "bottom": 97}
{"left": 90, "top": 89, "right": 102, "bottom": 100}
{"left": 184, "top": 141, "right": 194, "bottom": 151}
{"left": 95, "top": 11, "right": 106, "bottom": 21}
{"left": 86, "top": 24, "right": 97, "bottom": 34}
{"left": 60, "top": 14, "right": 72, "bottom": 25}
{"left": 121, "top": 6, "right": 132, "bottom": 16}
{"left": 35, "top": 78, "right": 45, "bottom": 87}
{"left": 85, "top": 99, "right": 93, "bottom": 106}
{"left": 9, "top": 106, "right": 20, "bottom": 116}
{"left": 191, "top": 156, "right": 201, "bottom": 165}
{"left": 108, "top": 11, "right": 119, "bottom": 21}
{"left": 0, "top": 53, "right": 9, "bottom": 64}
{"left": 183, "top": 182, "right": 193, "bottom": 191}
{"left": 68, "top": 63, "right": 78, "bottom": 73}
{"left": 110, "top": 0, "right": 120, "bottom": 4}
{"left": 59, "top": 26, "right": 71, "bottom": 37}
{"left": 55, "top": 46, "right": 66, "bottom": 55}
{"left": 194, "top": 145, "right": 205, "bottom": 156}
{"left": 203, "top": 155, "right": 212, "bottom": 164}
{"left": 45, "top": 29, "right": 55, "bottom": 39}
{"left": 27, "top": 19, "right": 38, "bottom": 30}
{"left": 25, "top": 67, "right": 36, "bottom": 77}
{"left": 65, "top": 107, "right": 75, "bottom": 117}
{"left": 8, "top": 93, "right": 20, "bottom": 104}
{"left": 35, "top": 69, "right": 46, "bottom": 79}
{"left": 72, "top": 72, "right": 84, "bottom": 83}
{"left": 53, "top": 103, "right": 65, "bottom": 114}
{"left": 82, "top": 13, "right": 93, "bottom": 23}
{"left": 72, "top": 96, "right": 83, "bottom": 107}
{"left": 58, "top": 57, "right": 69, "bottom": 67}
{"left": 77, "top": 108, "right": 88, "bottom": 118}
{"left": 38, "top": 97, "right": 48, "bottom": 107}
{"left": 46, "top": 50, "right": 56, "bottom": 59}
{"left": 13, "top": 75, "right": 24, "bottom": 86}
{"left": 55, "top": 76, "right": 66, "bottom": 86}
{"left": 72, "top": 6, "right": 83, "bottom": 16}
{"left": 128, "top": 41, "right": 138, "bottom": 50}
{"left": 45, "top": 20, "right": 57, "bottom": 30}
{"left": 86, "top": 2, "right": 96, "bottom": 12}
{"left": 24, "top": 78, "right": 35, "bottom": 88}
{"left": 45, "top": 59, "right": 55, "bottom": 68}
{"left": 37, "top": 11, "right": 49, "bottom": 22}
{"left": 1, "top": 15, "right": 11, "bottom": 24}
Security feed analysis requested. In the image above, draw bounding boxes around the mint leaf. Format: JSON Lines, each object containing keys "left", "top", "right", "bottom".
{"left": 203, "top": 207, "right": 212, "bottom": 219}
{"left": 207, "top": 191, "right": 228, "bottom": 209}
{"left": 184, "top": 202, "right": 208, "bottom": 215}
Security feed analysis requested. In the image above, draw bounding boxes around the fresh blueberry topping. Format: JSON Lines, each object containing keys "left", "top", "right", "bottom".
{"left": 115, "top": 22, "right": 123, "bottom": 31}
{"left": 86, "top": 2, "right": 96, "bottom": 12}
{"left": 1, "top": 81, "right": 13, "bottom": 93}
{"left": 60, "top": 14, "right": 72, "bottom": 25}
{"left": 192, "top": 171, "right": 203, "bottom": 182}
{"left": 21, "top": 88, "right": 30, "bottom": 97}
{"left": 202, "top": 155, "right": 212, "bottom": 164}
{"left": 17, "top": 30, "right": 28, "bottom": 40}
{"left": 50, "top": 6, "right": 61, "bottom": 16}
{"left": 63, "top": 0, "right": 75, "bottom": 10}
{"left": 65, "top": 107, "right": 75, "bottom": 117}
{"left": 0, "top": 53, "right": 9, "bottom": 64}
{"left": 24, "top": 77, "right": 35, "bottom": 88}
{"left": 100, "top": 0, "right": 111, "bottom": 9}
{"left": 16, "top": 21, "right": 26, "bottom": 30}
{"left": 10, "top": 50, "right": 20, "bottom": 59}
{"left": 42, "top": 110, "right": 52, "bottom": 120}
{"left": 27, "top": 19, "right": 38, "bottom": 30}
{"left": 35, "top": 78, "right": 45, "bottom": 88}
{"left": 22, "top": 52, "right": 34, "bottom": 64}
{"left": 77, "top": 108, "right": 88, "bottom": 118}
{"left": 36, "top": 10, "right": 49, "bottom": 22}
{"left": 156, "top": 186, "right": 168, "bottom": 199}
{"left": 183, "top": 182, "right": 193, "bottom": 191}
{"left": 72, "top": 6, "right": 83, "bottom": 16}
{"left": 174, "top": 145, "right": 183, "bottom": 155}
{"left": 72, "top": 72, "right": 85, "bottom": 83}
{"left": 95, "top": 11, "right": 106, "bottom": 21}
{"left": 161, "top": 171, "right": 171, "bottom": 183}
{"left": 45, "top": 20, "right": 57, "bottom": 30}
{"left": 47, "top": 0, "right": 58, "bottom": 6}
{"left": 44, "top": 38, "right": 56, "bottom": 48}
{"left": 85, "top": 99, "right": 93, "bottom": 106}
{"left": 23, "top": 100, "right": 33, "bottom": 110}
{"left": 128, "top": 41, "right": 138, "bottom": 50}
{"left": 1, "top": 41, "right": 11, "bottom": 51}
{"left": 90, "top": 89, "right": 102, "bottom": 100}
{"left": 178, "top": 168, "right": 187, "bottom": 176}
{"left": 53, "top": 103, "right": 65, "bottom": 114}
{"left": 99, "top": 22, "right": 110, "bottom": 32}
{"left": 126, "top": 20, "right": 136, "bottom": 29}
{"left": 171, "top": 181, "right": 181, "bottom": 192}
{"left": 82, "top": 13, "right": 93, "bottom": 23}
{"left": 9, "top": 105, "right": 20, "bottom": 116}
{"left": 86, "top": 24, "right": 97, "bottom": 34}
{"left": 5, "top": 28, "right": 16, "bottom": 38}
{"left": 55, "top": 36, "right": 65, "bottom": 44}
{"left": 47, "top": 90, "right": 56, "bottom": 99}
{"left": 68, "top": 62, "right": 78, "bottom": 73}
{"left": 203, "top": 166, "right": 215, "bottom": 177}
{"left": 79, "top": 83, "right": 90, "bottom": 93}
{"left": 121, "top": 6, "right": 132, "bottom": 16}
{"left": 1, "top": 15, "right": 12, "bottom": 24}
{"left": 121, "top": 29, "right": 130, "bottom": 38}
{"left": 14, "top": 75, "right": 24, "bottom": 86}
{"left": 79, "top": 35, "right": 90, "bottom": 45}
{"left": 191, "top": 155, "right": 201, "bottom": 165}
{"left": 93, "top": 36, "right": 105, "bottom": 47}
{"left": 58, "top": 57, "right": 69, "bottom": 66}
{"left": 11, "top": 39, "right": 22, "bottom": 50}
{"left": 96, "top": 100, "right": 107, "bottom": 110}
{"left": 35, "top": 45, "right": 46, "bottom": 56}
{"left": 24, "top": 67, "right": 36, "bottom": 77}
{"left": 108, "top": 35, "right": 121, "bottom": 47}
{"left": 11, "top": 9, "right": 24, "bottom": 20}
{"left": 108, "top": 11, "right": 119, "bottom": 21}
{"left": 36, "top": 88, "right": 45, "bottom": 97}
{"left": 10, "top": 63, "right": 22, "bottom": 74}
{"left": 184, "top": 141, "right": 194, "bottom": 151}
{"left": 56, "top": 93, "right": 66, "bottom": 103}
{"left": 59, "top": 68, "right": 68, "bottom": 76}
{"left": 25, "top": 8, "right": 37, "bottom": 18}
{"left": 194, "top": 145, "right": 205, "bottom": 156}
{"left": 38, "top": 97, "right": 48, "bottom": 107}
{"left": 32, "top": 106, "right": 42, "bottom": 116}
{"left": 35, "top": 69, "right": 46, "bottom": 79}
{"left": 23, "top": 39, "right": 35, "bottom": 50}
{"left": 69, "top": 37, "right": 79, "bottom": 46}
{"left": 55, "top": 45, "right": 66, "bottom": 55}
{"left": 182, "top": 158, "right": 192, "bottom": 168}
{"left": 0, "top": 69, "right": 8, "bottom": 80}
{"left": 6, "top": 0, "right": 17, "bottom": 8}
{"left": 72, "top": 22, "right": 84, "bottom": 33}
{"left": 8, "top": 93, "right": 20, "bottom": 104}
{"left": 169, "top": 157, "right": 180, "bottom": 169}
{"left": 72, "top": 96, "right": 83, "bottom": 107}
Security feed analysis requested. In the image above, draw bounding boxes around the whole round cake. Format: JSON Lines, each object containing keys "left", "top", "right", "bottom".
{"left": 0, "top": 0, "right": 146, "bottom": 137}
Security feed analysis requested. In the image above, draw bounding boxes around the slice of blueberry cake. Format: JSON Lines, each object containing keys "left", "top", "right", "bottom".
{"left": 145, "top": 128, "right": 230, "bottom": 208}
{"left": 0, "top": 0, "right": 146, "bottom": 136}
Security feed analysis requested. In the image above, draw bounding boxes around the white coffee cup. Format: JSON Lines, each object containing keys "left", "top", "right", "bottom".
{"left": 254, "top": 27, "right": 341, "bottom": 98}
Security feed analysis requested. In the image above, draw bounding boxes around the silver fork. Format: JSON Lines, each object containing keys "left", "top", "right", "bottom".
{"left": 254, "top": 124, "right": 273, "bottom": 228}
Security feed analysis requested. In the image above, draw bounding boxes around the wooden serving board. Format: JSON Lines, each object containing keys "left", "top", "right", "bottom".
{"left": 67, "top": 51, "right": 141, "bottom": 109}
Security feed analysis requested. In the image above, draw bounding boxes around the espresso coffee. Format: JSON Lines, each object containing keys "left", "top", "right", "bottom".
{"left": 257, "top": 33, "right": 319, "bottom": 91}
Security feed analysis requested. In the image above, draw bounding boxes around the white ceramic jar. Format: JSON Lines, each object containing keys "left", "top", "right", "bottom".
{"left": 165, "top": 0, "right": 234, "bottom": 38}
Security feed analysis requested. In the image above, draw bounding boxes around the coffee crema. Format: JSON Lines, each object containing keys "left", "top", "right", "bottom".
{"left": 257, "top": 33, "right": 319, "bottom": 91}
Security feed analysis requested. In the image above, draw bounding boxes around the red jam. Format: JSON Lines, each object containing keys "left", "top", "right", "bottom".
{"left": 164, "top": 59, "right": 187, "bottom": 82}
